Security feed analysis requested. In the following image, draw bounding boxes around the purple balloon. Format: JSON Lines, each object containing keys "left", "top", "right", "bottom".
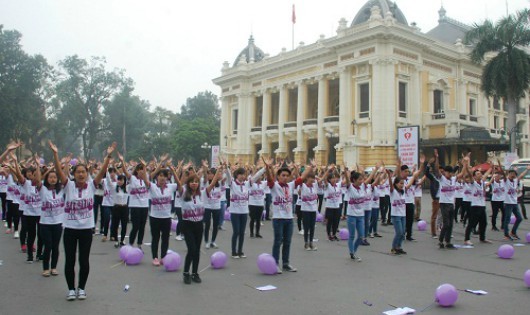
{"left": 119, "top": 245, "right": 133, "bottom": 261}
{"left": 498, "top": 244, "right": 515, "bottom": 259}
{"left": 163, "top": 252, "right": 182, "bottom": 272}
{"left": 125, "top": 248, "right": 143, "bottom": 265}
{"left": 435, "top": 283, "right": 458, "bottom": 307}
{"left": 417, "top": 220, "right": 427, "bottom": 231}
{"left": 524, "top": 270, "right": 530, "bottom": 287}
{"left": 210, "top": 251, "right": 228, "bottom": 269}
{"left": 170, "top": 219, "right": 178, "bottom": 232}
{"left": 257, "top": 253, "right": 277, "bottom": 275}
{"left": 70, "top": 158, "right": 78, "bottom": 166}
{"left": 316, "top": 213, "right": 324, "bottom": 222}
{"left": 526, "top": 232, "right": 530, "bottom": 243}
{"left": 224, "top": 209, "right": 231, "bottom": 221}
{"left": 39, "top": 158, "right": 45, "bottom": 165}
{"left": 510, "top": 216, "right": 516, "bottom": 224}
{"left": 339, "top": 228, "right": 349, "bottom": 240}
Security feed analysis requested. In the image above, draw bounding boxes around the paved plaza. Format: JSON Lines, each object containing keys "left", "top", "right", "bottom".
{"left": 1, "top": 194, "right": 529, "bottom": 315}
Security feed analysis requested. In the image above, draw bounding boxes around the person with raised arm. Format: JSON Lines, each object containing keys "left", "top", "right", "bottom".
{"left": 388, "top": 166, "right": 421, "bottom": 255}
{"left": 110, "top": 153, "right": 130, "bottom": 248}
{"left": 201, "top": 160, "right": 225, "bottom": 248}
{"left": 299, "top": 160, "right": 319, "bottom": 251}
{"left": 49, "top": 140, "right": 116, "bottom": 301}
{"left": 502, "top": 163, "right": 530, "bottom": 240}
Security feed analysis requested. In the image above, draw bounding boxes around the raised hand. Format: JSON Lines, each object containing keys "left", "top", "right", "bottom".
{"left": 107, "top": 142, "right": 117, "bottom": 156}
{"left": 434, "top": 149, "right": 439, "bottom": 158}
{"left": 48, "top": 140, "right": 58, "bottom": 154}
{"left": 6, "top": 141, "right": 22, "bottom": 151}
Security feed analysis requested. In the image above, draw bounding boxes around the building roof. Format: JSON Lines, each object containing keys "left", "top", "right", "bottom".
{"left": 351, "top": 0, "right": 408, "bottom": 26}
{"left": 426, "top": 7, "right": 472, "bottom": 44}
{"left": 233, "top": 35, "right": 265, "bottom": 67}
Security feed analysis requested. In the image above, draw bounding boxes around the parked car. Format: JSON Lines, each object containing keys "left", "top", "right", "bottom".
{"left": 509, "top": 159, "right": 530, "bottom": 199}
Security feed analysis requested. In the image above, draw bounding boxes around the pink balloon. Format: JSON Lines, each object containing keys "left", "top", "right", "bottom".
{"left": 316, "top": 213, "right": 324, "bottom": 222}
{"left": 119, "top": 245, "right": 133, "bottom": 261}
{"left": 210, "top": 251, "right": 228, "bottom": 269}
{"left": 339, "top": 228, "right": 349, "bottom": 240}
{"left": 417, "top": 220, "right": 427, "bottom": 231}
{"left": 524, "top": 270, "right": 530, "bottom": 287}
{"left": 224, "top": 209, "right": 231, "bottom": 221}
{"left": 70, "top": 159, "right": 78, "bottom": 166}
{"left": 510, "top": 216, "right": 516, "bottom": 225}
{"left": 498, "top": 244, "right": 515, "bottom": 259}
{"left": 170, "top": 219, "right": 178, "bottom": 232}
{"left": 163, "top": 252, "right": 182, "bottom": 272}
{"left": 257, "top": 253, "right": 277, "bottom": 275}
{"left": 435, "top": 283, "right": 458, "bottom": 307}
{"left": 125, "top": 248, "right": 143, "bottom": 265}
{"left": 526, "top": 232, "right": 530, "bottom": 243}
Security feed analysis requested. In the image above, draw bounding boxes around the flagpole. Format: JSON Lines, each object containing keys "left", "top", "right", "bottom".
{"left": 291, "top": 4, "right": 295, "bottom": 50}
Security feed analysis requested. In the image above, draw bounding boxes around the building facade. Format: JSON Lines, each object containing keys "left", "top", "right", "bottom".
{"left": 213, "top": 0, "right": 530, "bottom": 167}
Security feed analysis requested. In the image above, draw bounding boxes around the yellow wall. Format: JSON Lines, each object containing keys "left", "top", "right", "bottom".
{"left": 429, "top": 125, "right": 446, "bottom": 138}
{"left": 421, "top": 71, "right": 430, "bottom": 112}
{"left": 448, "top": 78, "right": 456, "bottom": 110}
{"left": 359, "top": 147, "right": 398, "bottom": 166}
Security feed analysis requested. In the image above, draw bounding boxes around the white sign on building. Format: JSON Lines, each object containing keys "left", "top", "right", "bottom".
{"left": 211, "top": 145, "right": 220, "bottom": 168}
{"left": 397, "top": 126, "right": 420, "bottom": 167}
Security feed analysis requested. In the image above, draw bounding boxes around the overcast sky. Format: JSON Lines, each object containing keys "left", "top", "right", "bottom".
{"left": 1, "top": 0, "right": 528, "bottom": 112}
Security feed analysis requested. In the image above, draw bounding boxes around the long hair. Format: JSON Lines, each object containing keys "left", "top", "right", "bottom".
{"left": 183, "top": 174, "right": 200, "bottom": 202}
{"left": 116, "top": 175, "right": 127, "bottom": 193}
{"left": 44, "top": 171, "right": 62, "bottom": 194}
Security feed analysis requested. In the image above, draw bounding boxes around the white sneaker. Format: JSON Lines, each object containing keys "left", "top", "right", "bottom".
{"left": 205, "top": 242, "right": 211, "bottom": 249}
{"left": 298, "top": 230, "right": 304, "bottom": 235}
{"left": 3, "top": 222, "right": 6, "bottom": 228}
{"left": 77, "top": 289, "right": 87, "bottom": 300}
{"left": 210, "top": 242, "right": 219, "bottom": 249}
{"left": 175, "top": 235, "right": 184, "bottom": 241}
{"left": 276, "top": 265, "right": 283, "bottom": 274}
{"left": 464, "top": 240, "right": 474, "bottom": 246}
{"left": 66, "top": 290, "right": 76, "bottom": 301}
{"left": 260, "top": 222, "right": 264, "bottom": 226}
{"left": 14, "top": 231, "right": 19, "bottom": 239}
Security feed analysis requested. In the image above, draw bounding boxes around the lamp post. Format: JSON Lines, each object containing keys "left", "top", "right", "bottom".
{"left": 201, "top": 142, "right": 212, "bottom": 164}
{"left": 501, "top": 126, "right": 519, "bottom": 153}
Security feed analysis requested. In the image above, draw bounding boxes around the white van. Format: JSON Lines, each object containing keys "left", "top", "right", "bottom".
{"left": 509, "top": 159, "right": 530, "bottom": 199}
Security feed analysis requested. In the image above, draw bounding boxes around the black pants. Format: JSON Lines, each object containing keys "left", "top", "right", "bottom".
{"left": 40, "top": 223, "right": 62, "bottom": 270}
{"left": 405, "top": 203, "right": 414, "bottom": 239}
{"left": 24, "top": 215, "right": 40, "bottom": 260}
{"left": 129, "top": 207, "right": 148, "bottom": 245}
{"left": 175, "top": 207, "right": 183, "bottom": 235}
{"left": 296, "top": 205, "right": 302, "bottom": 231}
{"left": 248, "top": 205, "right": 263, "bottom": 236}
{"left": 379, "top": 197, "right": 389, "bottom": 222}
{"left": 461, "top": 201, "right": 471, "bottom": 224}
{"left": 519, "top": 197, "right": 527, "bottom": 219}
{"left": 182, "top": 220, "right": 203, "bottom": 274}
{"left": 439, "top": 203, "right": 454, "bottom": 244}
{"left": 93, "top": 195, "right": 103, "bottom": 230}
{"left": 63, "top": 228, "right": 93, "bottom": 291}
{"left": 317, "top": 194, "right": 324, "bottom": 213}
{"left": 204, "top": 208, "right": 220, "bottom": 242}
{"left": 465, "top": 206, "right": 487, "bottom": 241}
{"left": 302, "top": 211, "right": 316, "bottom": 243}
{"left": 110, "top": 205, "right": 128, "bottom": 242}
{"left": 326, "top": 207, "right": 340, "bottom": 236}
{"left": 6, "top": 200, "right": 19, "bottom": 230}
{"left": 491, "top": 201, "right": 504, "bottom": 229}
{"left": 150, "top": 217, "right": 171, "bottom": 259}
{"left": 20, "top": 211, "right": 27, "bottom": 246}
{"left": 454, "top": 198, "right": 463, "bottom": 223}
{"left": 0, "top": 192, "right": 6, "bottom": 220}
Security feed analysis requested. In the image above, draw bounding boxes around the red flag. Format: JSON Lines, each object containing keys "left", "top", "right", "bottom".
{"left": 292, "top": 4, "right": 296, "bottom": 24}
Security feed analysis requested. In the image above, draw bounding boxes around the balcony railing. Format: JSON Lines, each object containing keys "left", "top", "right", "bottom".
{"left": 266, "top": 125, "right": 278, "bottom": 130}
{"left": 303, "top": 119, "right": 317, "bottom": 126}
{"left": 284, "top": 122, "right": 297, "bottom": 128}
{"left": 251, "top": 127, "right": 262, "bottom": 132}
{"left": 324, "top": 116, "right": 339, "bottom": 123}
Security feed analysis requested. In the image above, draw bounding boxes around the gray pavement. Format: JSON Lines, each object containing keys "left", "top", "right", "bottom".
{"left": 1, "top": 193, "right": 530, "bottom": 315}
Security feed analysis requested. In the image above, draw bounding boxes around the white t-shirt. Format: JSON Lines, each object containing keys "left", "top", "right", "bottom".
{"left": 180, "top": 186, "right": 205, "bottom": 222}
{"left": 404, "top": 177, "right": 415, "bottom": 204}
{"left": 204, "top": 184, "right": 224, "bottom": 210}
{"left": 300, "top": 183, "right": 319, "bottom": 212}
{"left": 107, "top": 180, "right": 129, "bottom": 206}
{"left": 102, "top": 176, "right": 114, "bottom": 207}
{"left": 471, "top": 180, "right": 486, "bottom": 207}
{"left": 462, "top": 183, "right": 473, "bottom": 202}
{"left": 491, "top": 181, "right": 505, "bottom": 202}
{"left": 346, "top": 184, "right": 365, "bottom": 217}
{"left": 149, "top": 183, "right": 178, "bottom": 219}
{"left": 437, "top": 176, "right": 457, "bottom": 204}
{"left": 414, "top": 180, "right": 423, "bottom": 197}
{"left": 390, "top": 189, "right": 406, "bottom": 217}
{"left": 6, "top": 175, "right": 19, "bottom": 203}
{"left": 324, "top": 182, "right": 342, "bottom": 209}
{"left": 39, "top": 186, "right": 65, "bottom": 225}
{"left": 504, "top": 179, "right": 518, "bottom": 205}
{"left": 0, "top": 175, "right": 7, "bottom": 193}
{"left": 363, "top": 184, "right": 373, "bottom": 210}
{"left": 127, "top": 175, "right": 150, "bottom": 208}
{"left": 63, "top": 180, "right": 96, "bottom": 229}
{"left": 21, "top": 180, "right": 42, "bottom": 216}
{"left": 248, "top": 181, "right": 266, "bottom": 207}
{"left": 268, "top": 180, "right": 297, "bottom": 219}
{"left": 455, "top": 182, "right": 464, "bottom": 199}
{"left": 371, "top": 186, "right": 381, "bottom": 209}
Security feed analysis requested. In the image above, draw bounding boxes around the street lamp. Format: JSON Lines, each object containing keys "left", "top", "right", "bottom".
{"left": 501, "top": 126, "right": 519, "bottom": 153}
{"left": 201, "top": 142, "right": 212, "bottom": 164}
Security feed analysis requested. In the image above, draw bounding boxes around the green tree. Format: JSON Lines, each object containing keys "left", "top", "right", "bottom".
{"left": 172, "top": 91, "right": 220, "bottom": 162}
{"left": 465, "top": 9, "right": 530, "bottom": 152}
{"left": 0, "top": 25, "right": 52, "bottom": 152}
{"left": 53, "top": 55, "right": 126, "bottom": 159}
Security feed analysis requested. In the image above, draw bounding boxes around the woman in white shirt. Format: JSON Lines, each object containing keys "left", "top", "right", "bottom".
{"left": 49, "top": 140, "right": 116, "bottom": 301}
{"left": 108, "top": 162, "right": 129, "bottom": 248}
{"left": 299, "top": 167, "right": 319, "bottom": 251}
{"left": 323, "top": 170, "right": 342, "bottom": 241}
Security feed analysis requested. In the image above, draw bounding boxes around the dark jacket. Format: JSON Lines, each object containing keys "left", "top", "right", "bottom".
{"left": 424, "top": 163, "right": 440, "bottom": 200}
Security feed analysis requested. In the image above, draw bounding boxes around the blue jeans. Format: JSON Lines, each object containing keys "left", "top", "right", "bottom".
{"left": 503, "top": 203, "right": 523, "bottom": 236}
{"left": 369, "top": 208, "right": 379, "bottom": 234}
{"left": 230, "top": 213, "right": 247, "bottom": 255}
{"left": 347, "top": 215, "right": 364, "bottom": 254}
{"left": 391, "top": 216, "right": 406, "bottom": 249}
{"left": 272, "top": 219, "right": 293, "bottom": 266}
{"left": 363, "top": 210, "right": 371, "bottom": 238}
{"left": 219, "top": 201, "right": 227, "bottom": 227}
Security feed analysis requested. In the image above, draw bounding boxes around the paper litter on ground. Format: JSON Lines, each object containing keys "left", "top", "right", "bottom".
{"left": 513, "top": 243, "right": 525, "bottom": 247}
{"left": 255, "top": 285, "right": 277, "bottom": 291}
{"left": 465, "top": 289, "right": 488, "bottom": 295}
{"left": 383, "top": 306, "right": 415, "bottom": 315}
{"left": 453, "top": 244, "right": 474, "bottom": 249}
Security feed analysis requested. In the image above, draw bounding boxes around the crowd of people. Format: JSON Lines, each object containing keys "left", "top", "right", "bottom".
{"left": 0, "top": 142, "right": 528, "bottom": 300}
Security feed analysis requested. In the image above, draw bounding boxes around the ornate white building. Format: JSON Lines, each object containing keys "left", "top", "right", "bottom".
{"left": 213, "top": 0, "right": 530, "bottom": 166}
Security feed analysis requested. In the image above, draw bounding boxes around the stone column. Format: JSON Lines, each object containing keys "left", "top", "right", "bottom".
{"left": 295, "top": 81, "right": 307, "bottom": 163}
{"left": 314, "top": 76, "right": 328, "bottom": 165}
{"left": 220, "top": 96, "right": 229, "bottom": 154}
{"left": 261, "top": 90, "right": 271, "bottom": 156}
{"left": 277, "top": 85, "right": 288, "bottom": 157}
{"left": 338, "top": 67, "right": 352, "bottom": 142}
